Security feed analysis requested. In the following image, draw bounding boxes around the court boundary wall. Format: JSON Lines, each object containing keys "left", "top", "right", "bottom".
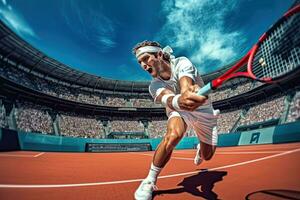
{"left": 0, "top": 121, "right": 299, "bottom": 152}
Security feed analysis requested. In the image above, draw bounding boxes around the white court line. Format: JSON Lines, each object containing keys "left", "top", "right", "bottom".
{"left": 0, "top": 154, "right": 35, "bottom": 158}
{"left": 33, "top": 152, "right": 45, "bottom": 157}
{"left": 133, "top": 151, "right": 285, "bottom": 157}
{"left": 218, "top": 146, "right": 300, "bottom": 151}
{"left": 217, "top": 151, "right": 284, "bottom": 154}
{"left": 173, "top": 151, "right": 285, "bottom": 155}
{"left": 0, "top": 152, "right": 45, "bottom": 158}
{"left": 0, "top": 148, "right": 299, "bottom": 188}
{"left": 130, "top": 154, "right": 194, "bottom": 160}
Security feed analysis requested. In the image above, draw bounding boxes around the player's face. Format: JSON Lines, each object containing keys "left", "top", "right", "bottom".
{"left": 137, "top": 53, "right": 162, "bottom": 78}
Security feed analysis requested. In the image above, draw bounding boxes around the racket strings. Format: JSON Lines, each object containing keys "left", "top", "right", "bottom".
{"left": 253, "top": 47, "right": 299, "bottom": 76}
{"left": 253, "top": 27, "right": 299, "bottom": 78}
{"left": 252, "top": 12, "right": 300, "bottom": 79}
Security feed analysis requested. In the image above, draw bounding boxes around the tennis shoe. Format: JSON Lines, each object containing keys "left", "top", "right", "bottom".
{"left": 194, "top": 143, "right": 203, "bottom": 166}
{"left": 134, "top": 179, "right": 157, "bottom": 200}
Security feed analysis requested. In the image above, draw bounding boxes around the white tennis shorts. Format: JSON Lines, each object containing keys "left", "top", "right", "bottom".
{"left": 168, "top": 107, "right": 218, "bottom": 146}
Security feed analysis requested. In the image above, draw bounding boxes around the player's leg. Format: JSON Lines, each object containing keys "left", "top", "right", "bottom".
{"left": 134, "top": 116, "right": 187, "bottom": 200}
{"left": 200, "top": 141, "right": 216, "bottom": 161}
{"left": 152, "top": 116, "right": 187, "bottom": 168}
{"left": 193, "top": 117, "right": 218, "bottom": 165}
{"left": 200, "top": 125, "right": 218, "bottom": 161}
{"left": 194, "top": 140, "right": 216, "bottom": 165}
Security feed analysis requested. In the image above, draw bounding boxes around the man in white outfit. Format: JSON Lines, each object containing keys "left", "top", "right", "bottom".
{"left": 133, "top": 41, "right": 218, "bottom": 200}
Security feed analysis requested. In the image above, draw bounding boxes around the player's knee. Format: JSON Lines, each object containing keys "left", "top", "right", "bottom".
{"left": 164, "top": 132, "right": 181, "bottom": 152}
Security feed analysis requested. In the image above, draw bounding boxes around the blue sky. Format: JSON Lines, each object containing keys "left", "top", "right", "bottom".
{"left": 0, "top": 0, "right": 294, "bottom": 81}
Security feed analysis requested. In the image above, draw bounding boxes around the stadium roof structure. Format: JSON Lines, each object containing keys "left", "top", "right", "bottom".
{"left": 0, "top": 20, "right": 233, "bottom": 93}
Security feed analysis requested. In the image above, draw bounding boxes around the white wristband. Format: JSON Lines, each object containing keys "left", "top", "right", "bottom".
{"left": 161, "top": 94, "right": 175, "bottom": 107}
{"left": 172, "top": 94, "right": 181, "bottom": 111}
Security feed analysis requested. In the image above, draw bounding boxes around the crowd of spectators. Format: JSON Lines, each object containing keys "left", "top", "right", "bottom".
{"left": 0, "top": 63, "right": 34, "bottom": 89}
{"left": 131, "top": 98, "right": 161, "bottom": 108}
{"left": 238, "top": 96, "right": 285, "bottom": 126}
{"left": 1, "top": 64, "right": 260, "bottom": 108}
{"left": 110, "top": 120, "right": 144, "bottom": 133}
{"left": 217, "top": 110, "right": 241, "bottom": 134}
{"left": 0, "top": 105, "right": 7, "bottom": 128}
{"left": 6, "top": 92, "right": 299, "bottom": 139}
{"left": 15, "top": 102, "right": 53, "bottom": 134}
{"left": 59, "top": 114, "right": 105, "bottom": 138}
{"left": 1, "top": 60, "right": 299, "bottom": 139}
{"left": 147, "top": 120, "right": 167, "bottom": 138}
{"left": 286, "top": 92, "right": 300, "bottom": 123}
{"left": 105, "top": 97, "right": 127, "bottom": 107}
{"left": 209, "top": 82, "right": 253, "bottom": 102}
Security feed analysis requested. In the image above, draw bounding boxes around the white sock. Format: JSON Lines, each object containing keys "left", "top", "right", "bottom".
{"left": 145, "top": 163, "right": 162, "bottom": 183}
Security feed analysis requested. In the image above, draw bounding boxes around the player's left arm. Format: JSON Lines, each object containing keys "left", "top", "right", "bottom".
{"left": 175, "top": 58, "right": 207, "bottom": 111}
{"left": 179, "top": 76, "right": 198, "bottom": 94}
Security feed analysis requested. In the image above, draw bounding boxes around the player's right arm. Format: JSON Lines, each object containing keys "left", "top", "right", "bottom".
{"left": 154, "top": 88, "right": 176, "bottom": 109}
{"left": 150, "top": 82, "right": 205, "bottom": 111}
{"left": 150, "top": 80, "right": 203, "bottom": 111}
{"left": 149, "top": 81, "right": 177, "bottom": 110}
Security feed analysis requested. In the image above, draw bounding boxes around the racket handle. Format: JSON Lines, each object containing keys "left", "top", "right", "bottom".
{"left": 197, "top": 83, "right": 212, "bottom": 96}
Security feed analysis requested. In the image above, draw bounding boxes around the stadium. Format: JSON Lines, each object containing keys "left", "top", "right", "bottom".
{"left": 0, "top": 1, "right": 299, "bottom": 200}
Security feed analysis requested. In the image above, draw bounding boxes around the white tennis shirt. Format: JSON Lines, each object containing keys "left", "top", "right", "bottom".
{"left": 149, "top": 56, "right": 213, "bottom": 110}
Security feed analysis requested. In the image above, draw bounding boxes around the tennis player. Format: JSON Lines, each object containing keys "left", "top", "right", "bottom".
{"left": 133, "top": 41, "right": 218, "bottom": 200}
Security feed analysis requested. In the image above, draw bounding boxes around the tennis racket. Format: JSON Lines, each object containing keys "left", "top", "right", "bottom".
{"left": 197, "top": 4, "right": 300, "bottom": 96}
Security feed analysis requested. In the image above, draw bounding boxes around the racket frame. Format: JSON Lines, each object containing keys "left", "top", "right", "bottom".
{"left": 198, "top": 4, "right": 300, "bottom": 96}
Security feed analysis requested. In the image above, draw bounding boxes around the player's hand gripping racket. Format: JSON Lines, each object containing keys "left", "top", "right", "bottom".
{"left": 197, "top": 4, "right": 300, "bottom": 96}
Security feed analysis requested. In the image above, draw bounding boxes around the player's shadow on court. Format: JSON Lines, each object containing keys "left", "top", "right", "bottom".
{"left": 153, "top": 170, "right": 227, "bottom": 200}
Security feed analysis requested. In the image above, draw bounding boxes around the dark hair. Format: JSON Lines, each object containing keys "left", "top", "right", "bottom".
{"left": 132, "top": 40, "right": 170, "bottom": 63}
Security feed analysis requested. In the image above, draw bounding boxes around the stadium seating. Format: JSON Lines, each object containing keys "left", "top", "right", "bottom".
{"left": 0, "top": 60, "right": 298, "bottom": 139}
{"left": 217, "top": 110, "right": 241, "bottom": 134}
{"left": 0, "top": 105, "right": 7, "bottom": 128}
{"left": 110, "top": 120, "right": 144, "bottom": 133}
{"left": 2, "top": 92, "right": 295, "bottom": 139}
{"left": 59, "top": 114, "right": 105, "bottom": 138}
{"left": 1, "top": 65, "right": 263, "bottom": 108}
{"left": 15, "top": 102, "right": 53, "bottom": 134}
{"left": 147, "top": 120, "right": 167, "bottom": 138}
{"left": 238, "top": 96, "right": 285, "bottom": 126}
{"left": 287, "top": 92, "right": 300, "bottom": 123}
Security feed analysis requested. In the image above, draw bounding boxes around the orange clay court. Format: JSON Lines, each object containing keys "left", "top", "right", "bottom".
{"left": 0, "top": 142, "right": 299, "bottom": 200}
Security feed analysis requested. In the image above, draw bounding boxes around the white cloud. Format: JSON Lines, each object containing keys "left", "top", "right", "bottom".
{"left": 157, "top": 0, "right": 246, "bottom": 73}
{"left": 61, "top": 0, "right": 117, "bottom": 52}
{"left": 0, "top": 6, "right": 36, "bottom": 38}
{"left": 191, "top": 29, "right": 240, "bottom": 65}
{"left": 98, "top": 37, "right": 116, "bottom": 48}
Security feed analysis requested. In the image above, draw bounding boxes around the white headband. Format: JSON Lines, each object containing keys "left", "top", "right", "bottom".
{"left": 135, "top": 45, "right": 175, "bottom": 60}
{"left": 135, "top": 46, "right": 162, "bottom": 58}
